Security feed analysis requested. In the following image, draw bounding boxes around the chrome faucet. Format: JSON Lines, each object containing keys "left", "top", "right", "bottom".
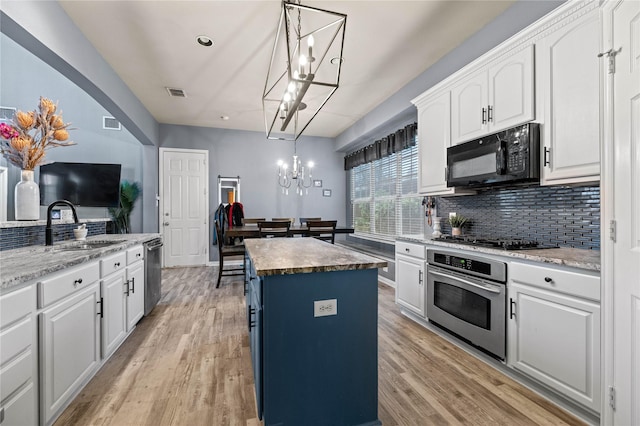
{"left": 46, "top": 200, "right": 79, "bottom": 246}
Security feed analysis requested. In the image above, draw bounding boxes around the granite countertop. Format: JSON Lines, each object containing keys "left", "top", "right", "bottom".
{"left": 245, "top": 238, "right": 388, "bottom": 277}
{"left": 0, "top": 233, "right": 162, "bottom": 292}
{"left": 397, "top": 236, "right": 600, "bottom": 272}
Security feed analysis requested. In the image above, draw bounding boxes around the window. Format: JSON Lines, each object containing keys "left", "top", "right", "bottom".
{"left": 350, "top": 145, "right": 423, "bottom": 239}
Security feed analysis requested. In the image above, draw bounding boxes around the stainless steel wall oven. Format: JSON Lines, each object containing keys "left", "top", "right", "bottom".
{"left": 427, "top": 248, "right": 507, "bottom": 360}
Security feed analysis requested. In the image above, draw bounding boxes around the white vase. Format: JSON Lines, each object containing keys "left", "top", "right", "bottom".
{"left": 431, "top": 217, "right": 442, "bottom": 238}
{"left": 15, "top": 169, "right": 40, "bottom": 220}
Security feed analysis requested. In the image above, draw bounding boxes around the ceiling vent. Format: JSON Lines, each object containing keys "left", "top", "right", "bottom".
{"left": 103, "top": 116, "right": 121, "bottom": 130}
{"left": 166, "top": 87, "right": 187, "bottom": 98}
{"left": 0, "top": 106, "right": 16, "bottom": 122}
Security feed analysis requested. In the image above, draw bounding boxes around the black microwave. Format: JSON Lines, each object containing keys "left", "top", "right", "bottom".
{"left": 446, "top": 123, "right": 540, "bottom": 188}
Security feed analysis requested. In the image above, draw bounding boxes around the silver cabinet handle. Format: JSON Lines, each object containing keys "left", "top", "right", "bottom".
{"left": 418, "top": 270, "right": 423, "bottom": 285}
{"left": 428, "top": 269, "right": 501, "bottom": 294}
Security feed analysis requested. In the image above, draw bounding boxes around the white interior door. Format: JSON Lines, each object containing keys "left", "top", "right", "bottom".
{"left": 160, "top": 148, "right": 208, "bottom": 267}
{"left": 603, "top": 1, "right": 640, "bottom": 424}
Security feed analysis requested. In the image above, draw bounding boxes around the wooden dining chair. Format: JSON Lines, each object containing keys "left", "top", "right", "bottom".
{"left": 215, "top": 220, "right": 246, "bottom": 288}
{"left": 306, "top": 220, "right": 337, "bottom": 244}
{"left": 242, "top": 218, "right": 266, "bottom": 226}
{"left": 258, "top": 220, "right": 292, "bottom": 238}
{"left": 299, "top": 217, "right": 321, "bottom": 226}
{"left": 272, "top": 217, "right": 295, "bottom": 226}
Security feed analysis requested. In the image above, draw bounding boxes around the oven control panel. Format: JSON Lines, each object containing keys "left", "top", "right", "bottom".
{"left": 428, "top": 249, "right": 507, "bottom": 283}
{"left": 433, "top": 253, "right": 491, "bottom": 275}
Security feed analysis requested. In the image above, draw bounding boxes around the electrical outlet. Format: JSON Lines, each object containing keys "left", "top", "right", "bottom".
{"left": 314, "top": 299, "right": 337, "bottom": 317}
{"left": 449, "top": 212, "right": 456, "bottom": 218}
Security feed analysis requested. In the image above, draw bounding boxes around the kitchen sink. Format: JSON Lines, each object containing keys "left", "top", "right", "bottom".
{"left": 56, "top": 240, "right": 124, "bottom": 251}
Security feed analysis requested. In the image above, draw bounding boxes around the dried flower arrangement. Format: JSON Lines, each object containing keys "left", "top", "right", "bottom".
{"left": 0, "top": 97, "right": 74, "bottom": 170}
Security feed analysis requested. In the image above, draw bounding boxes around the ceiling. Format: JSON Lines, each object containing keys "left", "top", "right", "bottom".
{"left": 58, "top": 1, "right": 515, "bottom": 139}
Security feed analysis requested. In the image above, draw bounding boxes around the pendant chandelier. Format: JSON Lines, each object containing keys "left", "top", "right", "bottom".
{"left": 277, "top": 140, "right": 314, "bottom": 195}
{"left": 263, "top": 0, "right": 347, "bottom": 141}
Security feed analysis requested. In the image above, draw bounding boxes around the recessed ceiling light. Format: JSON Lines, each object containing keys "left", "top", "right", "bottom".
{"left": 196, "top": 35, "right": 214, "bottom": 47}
{"left": 330, "top": 57, "right": 344, "bottom": 65}
{"left": 220, "top": 115, "right": 229, "bottom": 121}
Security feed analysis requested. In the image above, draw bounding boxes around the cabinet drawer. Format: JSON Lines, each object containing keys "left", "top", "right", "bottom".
{"left": 126, "top": 245, "right": 144, "bottom": 265}
{"left": 0, "top": 349, "right": 32, "bottom": 402}
{"left": 100, "top": 252, "right": 127, "bottom": 277}
{"left": 0, "top": 382, "right": 36, "bottom": 426}
{"left": 0, "top": 318, "right": 32, "bottom": 366}
{"left": 395, "top": 241, "right": 426, "bottom": 260}
{"left": 0, "top": 285, "right": 34, "bottom": 328}
{"left": 38, "top": 262, "right": 100, "bottom": 308}
{"left": 510, "top": 262, "right": 600, "bottom": 301}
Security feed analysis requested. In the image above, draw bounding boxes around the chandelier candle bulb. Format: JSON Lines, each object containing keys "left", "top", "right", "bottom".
{"left": 308, "top": 34, "right": 314, "bottom": 73}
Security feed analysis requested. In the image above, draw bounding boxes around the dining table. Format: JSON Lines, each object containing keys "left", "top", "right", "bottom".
{"left": 224, "top": 225, "right": 355, "bottom": 239}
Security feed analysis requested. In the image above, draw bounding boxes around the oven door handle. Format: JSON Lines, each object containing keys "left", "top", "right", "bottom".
{"left": 428, "top": 269, "right": 501, "bottom": 294}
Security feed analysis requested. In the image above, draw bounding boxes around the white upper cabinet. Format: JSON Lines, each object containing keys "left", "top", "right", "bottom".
{"left": 451, "top": 73, "right": 487, "bottom": 143}
{"left": 417, "top": 91, "right": 451, "bottom": 195}
{"left": 452, "top": 45, "right": 535, "bottom": 145}
{"left": 537, "top": 6, "right": 601, "bottom": 185}
{"left": 414, "top": 91, "right": 474, "bottom": 196}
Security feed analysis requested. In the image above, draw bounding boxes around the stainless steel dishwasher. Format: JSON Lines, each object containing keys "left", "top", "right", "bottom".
{"left": 144, "top": 238, "right": 163, "bottom": 315}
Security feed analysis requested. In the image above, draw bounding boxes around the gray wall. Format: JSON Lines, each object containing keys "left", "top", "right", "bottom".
{"left": 335, "top": 0, "right": 565, "bottom": 151}
{"left": 159, "top": 125, "right": 346, "bottom": 259}
{"left": 0, "top": 34, "right": 146, "bottom": 230}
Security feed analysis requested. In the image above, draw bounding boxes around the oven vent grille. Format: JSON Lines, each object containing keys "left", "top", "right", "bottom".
{"left": 103, "top": 116, "right": 121, "bottom": 130}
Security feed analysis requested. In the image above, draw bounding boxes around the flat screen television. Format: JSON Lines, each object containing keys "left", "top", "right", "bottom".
{"left": 39, "top": 162, "right": 122, "bottom": 207}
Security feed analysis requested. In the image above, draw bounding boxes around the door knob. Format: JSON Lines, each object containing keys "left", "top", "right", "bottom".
{"left": 163, "top": 222, "right": 170, "bottom": 226}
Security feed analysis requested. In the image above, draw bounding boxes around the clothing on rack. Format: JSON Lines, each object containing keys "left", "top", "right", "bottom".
{"left": 228, "top": 202, "right": 244, "bottom": 228}
{"left": 213, "top": 203, "right": 228, "bottom": 245}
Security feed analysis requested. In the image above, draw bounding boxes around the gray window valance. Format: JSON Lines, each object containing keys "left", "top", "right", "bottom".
{"left": 344, "top": 122, "right": 417, "bottom": 170}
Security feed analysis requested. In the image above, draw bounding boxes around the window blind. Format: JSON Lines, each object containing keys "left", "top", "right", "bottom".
{"left": 350, "top": 143, "right": 423, "bottom": 240}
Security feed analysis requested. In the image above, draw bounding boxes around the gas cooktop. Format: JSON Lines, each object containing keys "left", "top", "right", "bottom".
{"left": 433, "top": 235, "right": 556, "bottom": 250}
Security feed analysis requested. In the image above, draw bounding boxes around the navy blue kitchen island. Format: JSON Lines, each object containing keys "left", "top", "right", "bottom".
{"left": 244, "top": 238, "right": 387, "bottom": 426}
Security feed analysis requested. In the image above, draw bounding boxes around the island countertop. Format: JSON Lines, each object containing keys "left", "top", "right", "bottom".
{"left": 245, "top": 238, "right": 388, "bottom": 276}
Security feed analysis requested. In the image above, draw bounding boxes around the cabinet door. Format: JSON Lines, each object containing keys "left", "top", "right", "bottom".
{"left": 488, "top": 45, "right": 535, "bottom": 133}
{"left": 507, "top": 283, "right": 600, "bottom": 412}
{"left": 538, "top": 9, "right": 600, "bottom": 185}
{"left": 126, "top": 261, "right": 145, "bottom": 331}
{"left": 451, "top": 72, "right": 488, "bottom": 144}
{"left": 247, "top": 274, "right": 263, "bottom": 419}
{"left": 40, "top": 283, "right": 100, "bottom": 423}
{"left": 101, "top": 271, "right": 127, "bottom": 359}
{"left": 395, "top": 253, "right": 426, "bottom": 317}
{"left": 417, "top": 92, "right": 453, "bottom": 195}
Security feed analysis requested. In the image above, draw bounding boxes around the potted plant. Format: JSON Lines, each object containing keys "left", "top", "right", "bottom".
{"left": 448, "top": 214, "right": 469, "bottom": 236}
{"left": 108, "top": 181, "right": 140, "bottom": 233}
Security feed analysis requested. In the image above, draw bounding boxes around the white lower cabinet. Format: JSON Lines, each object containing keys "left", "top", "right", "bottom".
{"left": 1, "top": 383, "right": 36, "bottom": 426}
{"left": 395, "top": 242, "right": 426, "bottom": 318}
{"left": 508, "top": 262, "right": 600, "bottom": 413}
{"left": 100, "top": 270, "right": 127, "bottom": 359}
{"left": 125, "top": 260, "right": 145, "bottom": 332}
{"left": 40, "top": 282, "right": 101, "bottom": 424}
{"left": 0, "top": 285, "right": 37, "bottom": 426}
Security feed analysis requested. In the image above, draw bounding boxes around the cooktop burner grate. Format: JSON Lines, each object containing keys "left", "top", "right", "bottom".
{"left": 433, "top": 235, "right": 553, "bottom": 250}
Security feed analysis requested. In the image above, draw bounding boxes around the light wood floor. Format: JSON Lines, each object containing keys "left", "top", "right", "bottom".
{"left": 55, "top": 266, "right": 585, "bottom": 426}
